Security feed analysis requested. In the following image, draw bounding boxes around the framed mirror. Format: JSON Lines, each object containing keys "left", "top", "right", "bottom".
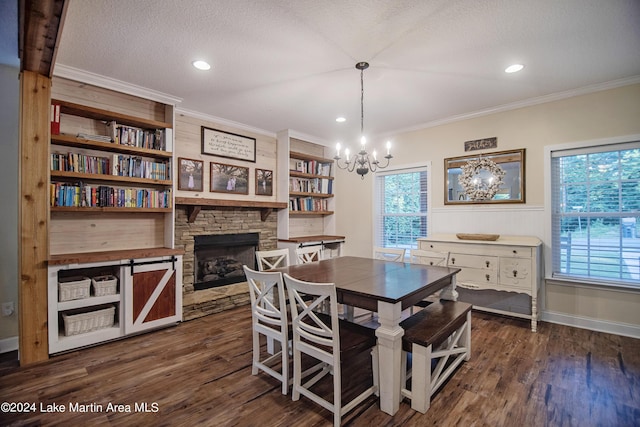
{"left": 445, "top": 149, "right": 525, "bottom": 204}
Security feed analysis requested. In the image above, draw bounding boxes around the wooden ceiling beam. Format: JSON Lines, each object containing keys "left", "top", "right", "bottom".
{"left": 19, "top": 0, "right": 68, "bottom": 77}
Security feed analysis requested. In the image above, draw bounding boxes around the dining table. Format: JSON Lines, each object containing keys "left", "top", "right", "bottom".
{"left": 273, "top": 255, "right": 461, "bottom": 416}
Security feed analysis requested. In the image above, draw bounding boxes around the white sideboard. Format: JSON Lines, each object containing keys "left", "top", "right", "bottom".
{"left": 417, "top": 234, "right": 543, "bottom": 331}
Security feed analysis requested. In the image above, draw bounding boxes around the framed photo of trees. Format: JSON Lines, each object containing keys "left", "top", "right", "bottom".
{"left": 255, "top": 169, "right": 273, "bottom": 196}
{"left": 210, "top": 162, "right": 249, "bottom": 195}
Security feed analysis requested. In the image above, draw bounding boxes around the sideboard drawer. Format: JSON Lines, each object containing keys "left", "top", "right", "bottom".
{"left": 457, "top": 267, "right": 498, "bottom": 285}
{"left": 499, "top": 258, "right": 532, "bottom": 289}
{"left": 449, "top": 253, "right": 498, "bottom": 270}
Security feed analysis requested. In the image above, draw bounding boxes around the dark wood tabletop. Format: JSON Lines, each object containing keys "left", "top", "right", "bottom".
{"left": 275, "top": 256, "right": 460, "bottom": 312}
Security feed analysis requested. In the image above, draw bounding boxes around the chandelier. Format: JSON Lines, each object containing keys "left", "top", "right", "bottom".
{"left": 334, "top": 62, "right": 392, "bottom": 179}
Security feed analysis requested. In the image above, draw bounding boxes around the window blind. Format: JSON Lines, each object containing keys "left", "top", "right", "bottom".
{"left": 550, "top": 140, "right": 640, "bottom": 286}
{"left": 374, "top": 166, "right": 428, "bottom": 251}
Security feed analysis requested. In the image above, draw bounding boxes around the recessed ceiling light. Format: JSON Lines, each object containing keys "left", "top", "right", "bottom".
{"left": 336, "top": 117, "right": 346, "bottom": 123}
{"left": 192, "top": 60, "right": 211, "bottom": 71}
{"left": 505, "top": 64, "right": 524, "bottom": 73}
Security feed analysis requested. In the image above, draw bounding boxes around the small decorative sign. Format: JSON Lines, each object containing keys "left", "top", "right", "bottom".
{"left": 464, "top": 137, "right": 497, "bottom": 152}
{"left": 201, "top": 126, "right": 256, "bottom": 162}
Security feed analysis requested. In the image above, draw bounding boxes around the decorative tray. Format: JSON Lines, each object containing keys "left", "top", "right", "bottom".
{"left": 456, "top": 233, "right": 500, "bottom": 241}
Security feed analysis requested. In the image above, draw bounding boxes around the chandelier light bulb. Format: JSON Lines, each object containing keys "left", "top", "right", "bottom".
{"left": 386, "top": 141, "right": 391, "bottom": 155}
{"left": 335, "top": 142, "right": 341, "bottom": 157}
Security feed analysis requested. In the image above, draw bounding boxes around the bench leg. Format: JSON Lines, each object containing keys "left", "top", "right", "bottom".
{"left": 410, "top": 343, "right": 432, "bottom": 414}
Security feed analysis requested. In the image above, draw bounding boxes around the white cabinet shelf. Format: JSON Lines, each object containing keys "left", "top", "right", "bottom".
{"left": 48, "top": 254, "right": 182, "bottom": 354}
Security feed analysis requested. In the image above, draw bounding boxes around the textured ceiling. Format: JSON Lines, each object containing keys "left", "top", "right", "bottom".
{"left": 55, "top": 0, "right": 640, "bottom": 145}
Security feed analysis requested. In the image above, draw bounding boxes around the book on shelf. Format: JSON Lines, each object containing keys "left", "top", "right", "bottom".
{"left": 77, "top": 133, "right": 113, "bottom": 143}
{"left": 109, "top": 123, "right": 166, "bottom": 151}
{"left": 50, "top": 151, "right": 170, "bottom": 181}
{"left": 50, "top": 103, "right": 60, "bottom": 135}
{"left": 289, "top": 177, "right": 332, "bottom": 194}
{"left": 288, "top": 196, "right": 328, "bottom": 212}
{"left": 50, "top": 181, "right": 172, "bottom": 209}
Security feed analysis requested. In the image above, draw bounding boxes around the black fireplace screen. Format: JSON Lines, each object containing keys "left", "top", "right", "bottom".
{"left": 194, "top": 233, "right": 259, "bottom": 290}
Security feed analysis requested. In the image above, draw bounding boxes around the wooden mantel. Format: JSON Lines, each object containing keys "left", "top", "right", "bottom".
{"left": 175, "top": 197, "right": 288, "bottom": 222}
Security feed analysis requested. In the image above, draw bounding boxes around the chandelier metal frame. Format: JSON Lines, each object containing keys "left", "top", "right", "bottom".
{"left": 334, "top": 62, "right": 392, "bottom": 179}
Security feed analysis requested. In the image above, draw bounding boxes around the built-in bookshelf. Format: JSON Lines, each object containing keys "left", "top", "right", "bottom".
{"left": 288, "top": 151, "right": 334, "bottom": 215}
{"left": 47, "top": 79, "right": 183, "bottom": 354}
{"left": 49, "top": 95, "right": 175, "bottom": 255}
{"left": 276, "top": 130, "right": 339, "bottom": 240}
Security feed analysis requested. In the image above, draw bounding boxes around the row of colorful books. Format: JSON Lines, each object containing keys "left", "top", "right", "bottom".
{"left": 50, "top": 182, "right": 172, "bottom": 209}
{"left": 289, "top": 196, "right": 329, "bottom": 212}
{"left": 51, "top": 152, "right": 171, "bottom": 180}
{"left": 289, "top": 177, "right": 333, "bottom": 194}
{"left": 107, "top": 121, "right": 166, "bottom": 151}
{"left": 292, "top": 159, "right": 332, "bottom": 176}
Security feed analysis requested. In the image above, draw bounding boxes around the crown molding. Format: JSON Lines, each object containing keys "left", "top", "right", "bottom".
{"left": 53, "top": 64, "right": 183, "bottom": 105}
{"left": 385, "top": 75, "right": 640, "bottom": 137}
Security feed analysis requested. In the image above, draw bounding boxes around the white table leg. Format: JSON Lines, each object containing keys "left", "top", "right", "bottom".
{"left": 438, "top": 275, "right": 458, "bottom": 301}
{"left": 375, "top": 300, "right": 404, "bottom": 415}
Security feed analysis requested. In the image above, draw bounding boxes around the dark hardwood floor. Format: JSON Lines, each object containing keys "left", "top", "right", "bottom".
{"left": 1, "top": 305, "right": 639, "bottom": 427}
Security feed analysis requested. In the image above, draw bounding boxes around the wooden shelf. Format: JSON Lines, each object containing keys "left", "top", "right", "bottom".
{"left": 289, "top": 210, "right": 334, "bottom": 216}
{"left": 48, "top": 247, "right": 184, "bottom": 266}
{"left": 51, "top": 133, "right": 172, "bottom": 159}
{"left": 175, "top": 197, "right": 288, "bottom": 222}
{"left": 50, "top": 206, "right": 172, "bottom": 213}
{"left": 53, "top": 99, "right": 173, "bottom": 130}
{"left": 289, "top": 170, "right": 334, "bottom": 180}
{"left": 51, "top": 170, "right": 172, "bottom": 186}
{"left": 290, "top": 150, "right": 334, "bottom": 163}
{"left": 289, "top": 191, "right": 334, "bottom": 198}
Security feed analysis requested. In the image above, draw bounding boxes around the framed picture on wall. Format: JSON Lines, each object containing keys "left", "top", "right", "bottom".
{"left": 177, "top": 157, "right": 204, "bottom": 192}
{"left": 255, "top": 169, "right": 273, "bottom": 196}
{"left": 210, "top": 161, "right": 249, "bottom": 194}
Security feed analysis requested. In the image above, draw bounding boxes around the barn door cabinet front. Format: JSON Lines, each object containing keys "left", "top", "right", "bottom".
{"left": 124, "top": 255, "right": 183, "bottom": 334}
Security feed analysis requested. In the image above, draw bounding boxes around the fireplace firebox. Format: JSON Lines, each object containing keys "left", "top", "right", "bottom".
{"left": 193, "top": 233, "right": 259, "bottom": 290}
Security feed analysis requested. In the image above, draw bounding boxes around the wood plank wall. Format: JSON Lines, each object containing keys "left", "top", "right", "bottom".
{"left": 19, "top": 71, "right": 51, "bottom": 364}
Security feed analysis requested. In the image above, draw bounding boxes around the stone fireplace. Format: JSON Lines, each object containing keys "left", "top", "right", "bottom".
{"left": 175, "top": 205, "right": 278, "bottom": 320}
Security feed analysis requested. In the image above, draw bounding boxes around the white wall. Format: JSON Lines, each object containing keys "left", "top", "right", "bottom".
{"left": 336, "top": 83, "right": 640, "bottom": 336}
{"left": 0, "top": 64, "right": 20, "bottom": 351}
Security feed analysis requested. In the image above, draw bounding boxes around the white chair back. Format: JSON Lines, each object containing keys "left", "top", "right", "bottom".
{"left": 256, "top": 248, "right": 290, "bottom": 271}
{"left": 283, "top": 273, "right": 378, "bottom": 426}
{"left": 373, "top": 247, "right": 406, "bottom": 262}
{"left": 410, "top": 249, "right": 449, "bottom": 266}
{"left": 243, "top": 265, "right": 290, "bottom": 394}
{"left": 295, "top": 245, "right": 322, "bottom": 264}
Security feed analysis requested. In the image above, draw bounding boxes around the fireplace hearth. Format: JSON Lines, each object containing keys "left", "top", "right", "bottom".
{"left": 194, "top": 232, "right": 259, "bottom": 290}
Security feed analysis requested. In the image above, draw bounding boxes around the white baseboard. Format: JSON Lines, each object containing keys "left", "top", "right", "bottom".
{"left": 0, "top": 336, "right": 18, "bottom": 354}
{"left": 542, "top": 310, "right": 640, "bottom": 339}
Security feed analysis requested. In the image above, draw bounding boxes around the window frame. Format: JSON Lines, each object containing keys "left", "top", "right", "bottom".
{"left": 372, "top": 163, "right": 431, "bottom": 253}
{"left": 544, "top": 134, "right": 640, "bottom": 290}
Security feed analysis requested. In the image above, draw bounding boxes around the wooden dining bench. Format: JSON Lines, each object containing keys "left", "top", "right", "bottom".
{"left": 399, "top": 300, "right": 472, "bottom": 413}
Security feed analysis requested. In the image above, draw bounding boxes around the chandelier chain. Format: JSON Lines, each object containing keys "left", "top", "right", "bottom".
{"left": 360, "top": 67, "right": 364, "bottom": 136}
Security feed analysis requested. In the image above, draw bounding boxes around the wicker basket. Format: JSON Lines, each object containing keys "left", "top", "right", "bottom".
{"left": 62, "top": 305, "right": 116, "bottom": 336}
{"left": 58, "top": 276, "right": 91, "bottom": 302}
{"left": 91, "top": 275, "right": 118, "bottom": 297}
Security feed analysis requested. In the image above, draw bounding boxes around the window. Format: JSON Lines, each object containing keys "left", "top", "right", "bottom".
{"left": 374, "top": 166, "right": 428, "bottom": 251}
{"left": 550, "top": 140, "right": 640, "bottom": 287}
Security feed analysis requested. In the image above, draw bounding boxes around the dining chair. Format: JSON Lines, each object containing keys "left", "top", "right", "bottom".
{"left": 295, "top": 245, "right": 323, "bottom": 264}
{"left": 243, "top": 265, "right": 290, "bottom": 394}
{"left": 373, "top": 247, "right": 406, "bottom": 262}
{"left": 283, "top": 273, "right": 379, "bottom": 427}
{"left": 409, "top": 249, "right": 450, "bottom": 311}
{"left": 256, "top": 248, "right": 290, "bottom": 271}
